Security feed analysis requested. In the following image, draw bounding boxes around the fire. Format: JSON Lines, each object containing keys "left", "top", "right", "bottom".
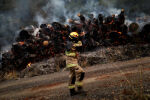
{"left": 118, "top": 32, "right": 122, "bottom": 35}
{"left": 19, "top": 42, "right": 25, "bottom": 45}
{"left": 27, "top": 62, "right": 32, "bottom": 68}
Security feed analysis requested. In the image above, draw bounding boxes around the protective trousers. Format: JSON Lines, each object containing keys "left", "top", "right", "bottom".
{"left": 65, "top": 40, "right": 84, "bottom": 90}
{"left": 68, "top": 64, "right": 85, "bottom": 89}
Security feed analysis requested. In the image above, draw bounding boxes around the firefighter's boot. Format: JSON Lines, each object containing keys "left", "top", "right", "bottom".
{"left": 70, "top": 88, "right": 78, "bottom": 96}
{"left": 77, "top": 86, "right": 87, "bottom": 95}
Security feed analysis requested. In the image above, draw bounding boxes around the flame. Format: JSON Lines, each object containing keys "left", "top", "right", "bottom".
{"left": 19, "top": 42, "right": 25, "bottom": 45}
{"left": 108, "top": 20, "right": 114, "bottom": 25}
{"left": 118, "top": 32, "right": 122, "bottom": 35}
{"left": 27, "top": 62, "right": 32, "bottom": 67}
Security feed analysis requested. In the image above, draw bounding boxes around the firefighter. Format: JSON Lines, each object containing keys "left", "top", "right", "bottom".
{"left": 65, "top": 32, "right": 85, "bottom": 96}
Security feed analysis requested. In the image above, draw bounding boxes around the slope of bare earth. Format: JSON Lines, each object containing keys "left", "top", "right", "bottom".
{"left": 0, "top": 57, "right": 150, "bottom": 100}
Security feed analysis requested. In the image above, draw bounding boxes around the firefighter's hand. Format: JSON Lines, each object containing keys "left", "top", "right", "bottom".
{"left": 62, "top": 67, "right": 67, "bottom": 72}
{"left": 80, "top": 32, "right": 86, "bottom": 36}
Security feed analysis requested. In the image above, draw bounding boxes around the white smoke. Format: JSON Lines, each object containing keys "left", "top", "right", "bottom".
{"left": 0, "top": 0, "right": 124, "bottom": 52}
{"left": 1, "top": 0, "right": 149, "bottom": 53}
{"left": 35, "top": 0, "right": 67, "bottom": 24}
{"left": 34, "top": 0, "right": 124, "bottom": 25}
{"left": 35, "top": 14, "right": 45, "bottom": 26}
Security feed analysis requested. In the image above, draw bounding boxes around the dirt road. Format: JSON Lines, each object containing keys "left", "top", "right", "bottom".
{"left": 0, "top": 57, "right": 150, "bottom": 100}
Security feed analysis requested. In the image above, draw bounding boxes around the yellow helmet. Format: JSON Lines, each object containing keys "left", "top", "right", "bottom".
{"left": 69, "top": 32, "right": 79, "bottom": 39}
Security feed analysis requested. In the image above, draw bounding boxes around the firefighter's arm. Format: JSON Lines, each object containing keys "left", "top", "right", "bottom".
{"left": 65, "top": 51, "right": 76, "bottom": 57}
{"left": 73, "top": 41, "right": 82, "bottom": 47}
{"left": 80, "top": 32, "right": 86, "bottom": 36}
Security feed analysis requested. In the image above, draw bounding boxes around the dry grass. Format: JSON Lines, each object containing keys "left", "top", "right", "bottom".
{"left": 115, "top": 66, "right": 150, "bottom": 100}
{"left": 4, "top": 70, "right": 18, "bottom": 80}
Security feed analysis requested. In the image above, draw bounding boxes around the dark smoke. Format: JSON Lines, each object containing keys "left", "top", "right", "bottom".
{"left": 0, "top": 0, "right": 150, "bottom": 52}
{"left": 0, "top": 0, "right": 47, "bottom": 51}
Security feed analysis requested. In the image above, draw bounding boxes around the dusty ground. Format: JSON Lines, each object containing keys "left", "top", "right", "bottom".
{"left": 0, "top": 57, "right": 150, "bottom": 100}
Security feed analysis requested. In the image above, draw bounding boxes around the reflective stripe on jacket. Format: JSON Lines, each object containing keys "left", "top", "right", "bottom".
{"left": 65, "top": 41, "right": 82, "bottom": 68}
{"left": 65, "top": 51, "right": 76, "bottom": 57}
{"left": 66, "top": 64, "right": 78, "bottom": 68}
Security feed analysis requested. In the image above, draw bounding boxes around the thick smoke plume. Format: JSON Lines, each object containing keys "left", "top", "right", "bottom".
{"left": 0, "top": 0, "right": 150, "bottom": 53}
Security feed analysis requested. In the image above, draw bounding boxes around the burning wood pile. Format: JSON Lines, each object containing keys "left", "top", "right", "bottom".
{"left": 1, "top": 9, "right": 150, "bottom": 77}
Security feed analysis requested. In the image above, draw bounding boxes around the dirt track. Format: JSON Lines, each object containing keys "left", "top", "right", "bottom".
{"left": 0, "top": 57, "right": 150, "bottom": 100}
